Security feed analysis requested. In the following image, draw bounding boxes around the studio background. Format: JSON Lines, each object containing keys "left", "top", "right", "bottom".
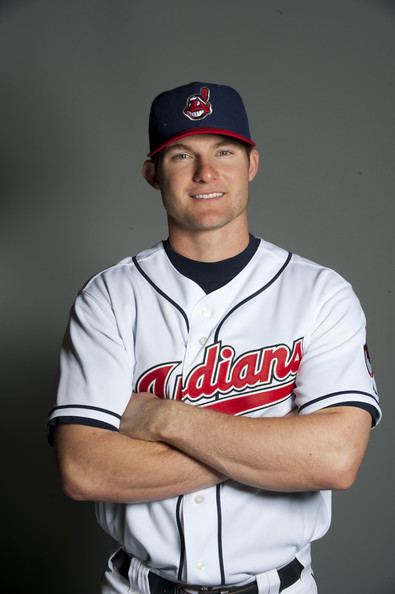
{"left": 1, "top": 1, "right": 394, "bottom": 593}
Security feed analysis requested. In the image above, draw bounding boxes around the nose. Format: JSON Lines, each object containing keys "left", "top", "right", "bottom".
{"left": 192, "top": 157, "right": 218, "bottom": 183}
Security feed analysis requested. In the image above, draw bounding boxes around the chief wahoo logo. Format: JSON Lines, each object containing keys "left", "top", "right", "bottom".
{"left": 183, "top": 87, "right": 213, "bottom": 120}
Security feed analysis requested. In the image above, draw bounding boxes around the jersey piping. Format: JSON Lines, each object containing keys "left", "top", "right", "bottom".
{"left": 214, "top": 252, "right": 293, "bottom": 342}
{"left": 325, "top": 402, "right": 379, "bottom": 425}
{"left": 49, "top": 403, "right": 122, "bottom": 419}
{"left": 132, "top": 256, "right": 190, "bottom": 332}
{"left": 47, "top": 404, "right": 122, "bottom": 444}
{"left": 216, "top": 484, "right": 226, "bottom": 585}
{"left": 48, "top": 417, "right": 117, "bottom": 445}
{"left": 176, "top": 496, "right": 186, "bottom": 581}
{"left": 298, "top": 390, "right": 379, "bottom": 411}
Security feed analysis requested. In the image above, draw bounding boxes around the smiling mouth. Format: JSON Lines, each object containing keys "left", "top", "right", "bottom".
{"left": 186, "top": 109, "right": 205, "bottom": 118}
{"left": 191, "top": 192, "right": 225, "bottom": 200}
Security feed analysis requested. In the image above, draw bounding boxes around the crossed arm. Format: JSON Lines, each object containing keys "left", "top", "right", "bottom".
{"left": 54, "top": 393, "right": 372, "bottom": 503}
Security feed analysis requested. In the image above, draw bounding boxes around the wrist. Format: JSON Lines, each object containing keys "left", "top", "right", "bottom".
{"left": 156, "top": 399, "right": 187, "bottom": 444}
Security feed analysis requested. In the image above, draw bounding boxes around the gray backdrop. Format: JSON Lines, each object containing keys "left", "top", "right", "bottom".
{"left": 1, "top": 1, "right": 394, "bottom": 592}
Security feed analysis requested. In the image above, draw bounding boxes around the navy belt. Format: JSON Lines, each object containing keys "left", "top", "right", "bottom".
{"left": 112, "top": 550, "right": 304, "bottom": 594}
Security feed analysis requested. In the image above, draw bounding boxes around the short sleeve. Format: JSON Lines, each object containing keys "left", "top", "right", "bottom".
{"left": 47, "top": 288, "right": 134, "bottom": 443}
{"left": 294, "top": 274, "right": 381, "bottom": 426}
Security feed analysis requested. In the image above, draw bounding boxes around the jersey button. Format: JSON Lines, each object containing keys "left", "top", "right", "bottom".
{"left": 194, "top": 494, "right": 205, "bottom": 504}
{"left": 196, "top": 561, "right": 205, "bottom": 571}
{"left": 200, "top": 307, "right": 212, "bottom": 318}
{"left": 199, "top": 337, "right": 208, "bottom": 346}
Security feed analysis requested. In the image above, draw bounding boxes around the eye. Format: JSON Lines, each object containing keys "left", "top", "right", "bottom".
{"left": 217, "top": 149, "right": 233, "bottom": 156}
{"left": 172, "top": 152, "right": 191, "bottom": 161}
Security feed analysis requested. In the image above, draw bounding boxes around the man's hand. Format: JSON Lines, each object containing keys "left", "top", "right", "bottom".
{"left": 120, "top": 393, "right": 298, "bottom": 444}
{"left": 119, "top": 392, "right": 168, "bottom": 441}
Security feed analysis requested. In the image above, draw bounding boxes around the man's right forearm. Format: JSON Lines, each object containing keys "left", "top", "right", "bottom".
{"left": 54, "top": 424, "right": 224, "bottom": 503}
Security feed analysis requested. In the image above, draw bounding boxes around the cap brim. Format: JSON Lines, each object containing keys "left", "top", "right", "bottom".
{"left": 148, "top": 128, "right": 255, "bottom": 157}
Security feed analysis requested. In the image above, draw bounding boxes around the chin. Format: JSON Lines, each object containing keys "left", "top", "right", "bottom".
{"left": 187, "top": 217, "right": 234, "bottom": 232}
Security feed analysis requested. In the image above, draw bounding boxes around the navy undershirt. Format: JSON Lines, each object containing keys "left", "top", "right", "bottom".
{"left": 163, "top": 234, "right": 260, "bottom": 293}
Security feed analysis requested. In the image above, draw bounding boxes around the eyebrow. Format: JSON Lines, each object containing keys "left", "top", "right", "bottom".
{"left": 164, "top": 143, "right": 192, "bottom": 153}
{"left": 165, "top": 139, "right": 240, "bottom": 154}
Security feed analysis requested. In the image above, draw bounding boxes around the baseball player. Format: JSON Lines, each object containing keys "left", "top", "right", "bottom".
{"left": 48, "top": 82, "right": 381, "bottom": 594}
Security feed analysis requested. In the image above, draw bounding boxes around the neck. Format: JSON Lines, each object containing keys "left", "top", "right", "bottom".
{"left": 167, "top": 219, "right": 250, "bottom": 262}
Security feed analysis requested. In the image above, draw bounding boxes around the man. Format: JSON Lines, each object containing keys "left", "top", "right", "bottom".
{"left": 49, "top": 82, "right": 381, "bottom": 594}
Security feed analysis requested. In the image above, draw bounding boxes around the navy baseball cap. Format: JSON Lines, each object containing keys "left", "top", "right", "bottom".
{"left": 148, "top": 81, "right": 255, "bottom": 157}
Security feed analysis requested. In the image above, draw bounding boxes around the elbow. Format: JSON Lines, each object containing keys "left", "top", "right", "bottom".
{"left": 56, "top": 458, "right": 97, "bottom": 501}
{"left": 309, "top": 407, "right": 371, "bottom": 491}
{"left": 59, "top": 469, "right": 90, "bottom": 501}
{"left": 329, "top": 468, "right": 357, "bottom": 491}
{"left": 54, "top": 426, "right": 105, "bottom": 502}
{"left": 319, "top": 454, "right": 361, "bottom": 491}
{"left": 61, "top": 474, "right": 91, "bottom": 501}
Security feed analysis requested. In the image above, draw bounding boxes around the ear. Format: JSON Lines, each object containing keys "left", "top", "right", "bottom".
{"left": 142, "top": 160, "right": 161, "bottom": 189}
{"left": 248, "top": 147, "right": 260, "bottom": 182}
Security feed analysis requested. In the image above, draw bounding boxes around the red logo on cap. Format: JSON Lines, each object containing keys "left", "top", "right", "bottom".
{"left": 183, "top": 87, "right": 213, "bottom": 120}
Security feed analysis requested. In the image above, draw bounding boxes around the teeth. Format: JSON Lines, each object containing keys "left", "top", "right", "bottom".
{"left": 189, "top": 109, "right": 204, "bottom": 117}
{"left": 192, "top": 192, "right": 224, "bottom": 199}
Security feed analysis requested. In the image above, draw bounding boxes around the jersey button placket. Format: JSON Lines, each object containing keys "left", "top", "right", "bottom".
{"left": 183, "top": 300, "right": 216, "bottom": 369}
{"left": 198, "top": 307, "right": 212, "bottom": 346}
{"left": 182, "top": 488, "right": 220, "bottom": 584}
{"left": 179, "top": 301, "right": 222, "bottom": 584}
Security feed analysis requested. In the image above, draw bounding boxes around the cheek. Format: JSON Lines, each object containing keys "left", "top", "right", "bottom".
{"left": 162, "top": 171, "right": 187, "bottom": 195}
{"left": 227, "top": 170, "right": 250, "bottom": 193}
{"left": 160, "top": 180, "right": 187, "bottom": 216}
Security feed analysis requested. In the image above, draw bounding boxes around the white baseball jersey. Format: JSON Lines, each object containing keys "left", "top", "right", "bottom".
{"left": 48, "top": 238, "right": 381, "bottom": 589}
